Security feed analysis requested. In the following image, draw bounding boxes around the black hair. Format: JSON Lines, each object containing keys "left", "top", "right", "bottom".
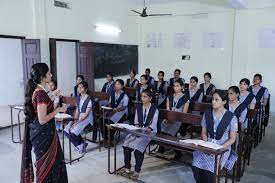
{"left": 140, "top": 74, "right": 148, "bottom": 81}
{"left": 76, "top": 74, "right": 84, "bottom": 81}
{"left": 50, "top": 79, "right": 57, "bottom": 88}
{"left": 204, "top": 72, "right": 212, "bottom": 79}
{"left": 158, "top": 71, "right": 164, "bottom": 76}
{"left": 190, "top": 76, "right": 198, "bottom": 83}
{"left": 115, "top": 79, "right": 125, "bottom": 88}
{"left": 174, "top": 79, "right": 184, "bottom": 86}
{"left": 141, "top": 89, "right": 153, "bottom": 99}
{"left": 228, "top": 86, "right": 240, "bottom": 95}
{"left": 213, "top": 90, "right": 228, "bottom": 101}
{"left": 107, "top": 72, "right": 113, "bottom": 78}
{"left": 24, "top": 63, "right": 49, "bottom": 122}
{"left": 78, "top": 81, "right": 89, "bottom": 90}
{"left": 239, "top": 78, "right": 250, "bottom": 86}
{"left": 174, "top": 69, "right": 181, "bottom": 74}
{"left": 254, "top": 74, "right": 262, "bottom": 81}
{"left": 145, "top": 68, "right": 151, "bottom": 73}
{"left": 130, "top": 68, "right": 137, "bottom": 76}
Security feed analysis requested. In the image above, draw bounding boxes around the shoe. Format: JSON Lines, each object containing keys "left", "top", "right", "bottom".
{"left": 130, "top": 172, "right": 139, "bottom": 180}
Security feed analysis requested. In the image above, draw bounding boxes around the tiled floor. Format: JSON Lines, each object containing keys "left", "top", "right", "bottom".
{"left": 0, "top": 115, "right": 274, "bottom": 183}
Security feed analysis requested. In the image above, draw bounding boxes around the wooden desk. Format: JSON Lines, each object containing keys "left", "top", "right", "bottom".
{"left": 107, "top": 125, "right": 228, "bottom": 183}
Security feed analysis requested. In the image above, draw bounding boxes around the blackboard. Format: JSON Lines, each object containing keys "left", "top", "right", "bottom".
{"left": 94, "top": 43, "right": 138, "bottom": 79}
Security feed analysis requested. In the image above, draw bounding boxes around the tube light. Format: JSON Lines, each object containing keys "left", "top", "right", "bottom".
{"left": 95, "top": 24, "right": 122, "bottom": 36}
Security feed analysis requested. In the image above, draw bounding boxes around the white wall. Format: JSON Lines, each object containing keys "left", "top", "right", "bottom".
{"left": 56, "top": 41, "right": 77, "bottom": 96}
{"left": 137, "top": 2, "right": 275, "bottom": 112}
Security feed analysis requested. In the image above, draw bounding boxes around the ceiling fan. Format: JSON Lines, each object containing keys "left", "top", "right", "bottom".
{"left": 131, "top": 0, "right": 172, "bottom": 17}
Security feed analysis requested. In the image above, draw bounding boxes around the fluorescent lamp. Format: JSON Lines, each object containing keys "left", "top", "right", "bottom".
{"left": 95, "top": 24, "right": 122, "bottom": 36}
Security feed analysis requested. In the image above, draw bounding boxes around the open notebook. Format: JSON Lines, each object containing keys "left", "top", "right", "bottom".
{"left": 179, "top": 139, "right": 223, "bottom": 150}
{"left": 55, "top": 113, "right": 72, "bottom": 119}
{"left": 110, "top": 124, "right": 140, "bottom": 131}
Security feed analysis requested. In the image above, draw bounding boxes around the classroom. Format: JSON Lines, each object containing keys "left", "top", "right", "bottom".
{"left": 0, "top": 0, "right": 274, "bottom": 183}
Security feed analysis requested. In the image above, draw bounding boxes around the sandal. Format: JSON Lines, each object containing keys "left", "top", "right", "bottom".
{"left": 130, "top": 172, "right": 139, "bottom": 180}
{"left": 117, "top": 168, "right": 130, "bottom": 175}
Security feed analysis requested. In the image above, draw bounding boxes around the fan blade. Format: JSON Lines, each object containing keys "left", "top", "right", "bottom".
{"left": 131, "top": 10, "right": 142, "bottom": 15}
{"left": 148, "top": 14, "right": 173, "bottom": 16}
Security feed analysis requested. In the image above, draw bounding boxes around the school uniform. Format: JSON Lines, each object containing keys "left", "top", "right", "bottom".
{"left": 167, "top": 93, "right": 190, "bottom": 112}
{"left": 73, "top": 85, "right": 80, "bottom": 97}
{"left": 239, "top": 92, "right": 256, "bottom": 108}
{"left": 200, "top": 83, "right": 216, "bottom": 101}
{"left": 136, "top": 84, "right": 149, "bottom": 101}
{"left": 64, "top": 94, "right": 93, "bottom": 148}
{"left": 126, "top": 78, "right": 139, "bottom": 88}
{"left": 154, "top": 81, "right": 168, "bottom": 107}
{"left": 100, "top": 81, "right": 115, "bottom": 106}
{"left": 192, "top": 109, "right": 238, "bottom": 183}
{"left": 168, "top": 77, "right": 185, "bottom": 87}
{"left": 123, "top": 104, "right": 159, "bottom": 173}
{"left": 226, "top": 102, "right": 248, "bottom": 129}
{"left": 147, "top": 76, "right": 155, "bottom": 86}
{"left": 248, "top": 85, "right": 269, "bottom": 104}
{"left": 187, "top": 87, "right": 203, "bottom": 115}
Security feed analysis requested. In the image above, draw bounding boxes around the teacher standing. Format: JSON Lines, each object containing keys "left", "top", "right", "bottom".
{"left": 20, "top": 63, "right": 68, "bottom": 183}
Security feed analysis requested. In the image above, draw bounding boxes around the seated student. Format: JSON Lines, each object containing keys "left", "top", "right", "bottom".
{"left": 154, "top": 71, "right": 168, "bottom": 108}
{"left": 72, "top": 75, "right": 84, "bottom": 97}
{"left": 200, "top": 72, "right": 216, "bottom": 99}
{"left": 239, "top": 78, "right": 256, "bottom": 109}
{"left": 103, "top": 79, "right": 129, "bottom": 145}
{"left": 47, "top": 79, "right": 62, "bottom": 131}
{"left": 136, "top": 75, "right": 150, "bottom": 102}
{"left": 145, "top": 68, "right": 155, "bottom": 86}
{"left": 248, "top": 74, "right": 269, "bottom": 107}
{"left": 102, "top": 72, "right": 115, "bottom": 95}
{"left": 64, "top": 81, "right": 93, "bottom": 155}
{"left": 187, "top": 76, "right": 203, "bottom": 103}
{"left": 192, "top": 90, "right": 238, "bottom": 183}
{"left": 166, "top": 79, "right": 190, "bottom": 113}
{"left": 119, "top": 89, "right": 159, "bottom": 180}
{"left": 226, "top": 86, "right": 248, "bottom": 129}
{"left": 125, "top": 68, "right": 139, "bottom": 88}
{"left": 168, "top": 69, "right": 185, "bottom": 87}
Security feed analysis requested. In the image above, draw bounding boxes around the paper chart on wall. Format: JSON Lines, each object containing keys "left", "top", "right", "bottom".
{"left": 203, "top": 32, "right": 224, "bottom": 48}
{"left": 259, "top": 28, "right": 275, "bottom": 48}
{"left": 173, "top": 33, "right": 192, "bottom": 49}
{"left": 145, "top": 32, "right": 163, "bottom": 48}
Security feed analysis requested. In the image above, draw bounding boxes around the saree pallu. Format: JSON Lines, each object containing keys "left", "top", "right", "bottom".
{"left": 21, "top": 118, "right": 68, "bottom": 183}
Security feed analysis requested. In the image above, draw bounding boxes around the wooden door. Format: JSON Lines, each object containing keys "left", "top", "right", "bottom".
{"left": 76, "top": 42, "right": 95, "bottom": 91}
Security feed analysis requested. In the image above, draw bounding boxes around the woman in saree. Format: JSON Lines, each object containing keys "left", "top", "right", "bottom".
{"left": 21, "top": 63, "right": 68, "bottom": 183}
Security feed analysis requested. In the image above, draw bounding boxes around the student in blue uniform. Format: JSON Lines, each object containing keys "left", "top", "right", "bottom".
{"left": 187, "top": 76, "right": 203, "bottom": 103}
{"left": 154, "top": 71, "right": 168, "bottom": 108}
{"left": 192, "top": 90, "right": 238, "bottom": 183}
{"left": 226, "top": 86, "right": 248, "bottom": 129}
{"left": 166, "top": 79, "right": 190, "bottom": 113}
{"left": 168, "top": 69, "right": 185, "bottom": 87}
{"left": 102, "top": 72, "right": 115, "bottom": 95}
{"left": 200, "top": 72, "right": 216, "bottom": 101}
{"left": 145, "top": 68, "right": 155, "bottom": 86}
{"left": 125, "top": 68, "right": 139, "bottom": 88}
{"left": 72, "top": 75, "right": 84, "bottom": 97}
{"left": 136, "top": 75, "right": 150, "bottom": 102}
{"left": 239, "top": 78, "right": 256, "bottom": 109}
{"left": 64, "top": 81, "right": 93, "bottom": 155}
{"left": 119, "top": 89, "right": 159, "bottom": 180}
{"left": 103, "top": 79, "right": 129, "bottom": 145}
{"left": 248, "top": 74, "right": 269, "bottom": 106}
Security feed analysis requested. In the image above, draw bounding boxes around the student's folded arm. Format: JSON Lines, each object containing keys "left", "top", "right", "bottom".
{"left": 222, "top": 131, "right": 237, "bottom": 149}
{"left": 79, "top": 107, "right": 92, "bottom": 122}
{"left": 166, "top": 99, "right": 170, "bottom": 110}
{"left": 201, "top": 127, "right": 208, "bottom": 142}
{"left": 182, "top": 101, "right": 190, "bottom": 113}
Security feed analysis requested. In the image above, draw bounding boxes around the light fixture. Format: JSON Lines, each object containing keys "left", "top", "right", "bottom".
{"left": 95, "top": 24, "right": 122, "bottom": 36}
